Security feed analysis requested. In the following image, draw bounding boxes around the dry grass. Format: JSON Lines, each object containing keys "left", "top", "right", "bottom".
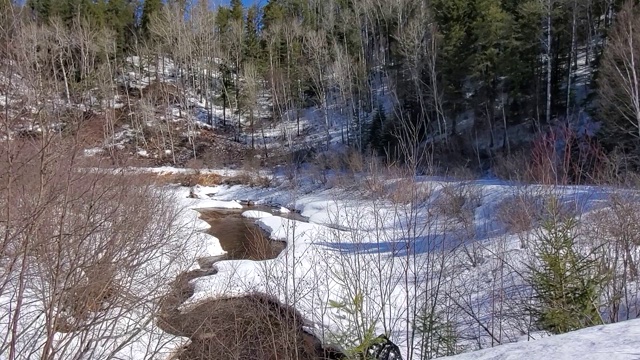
{"left": 222, "top": 173, "right": 273, "bottom": 188}
{"left": 133, "top": 169, "right": 275, "bottom": 188}
{"left": 154, "top": 172, "right": 223, "bottom": 187}
{"left": 432, "top": 184, "right": 482, "bottom": 221}
{"left": 496, "top": 192, "right": 544, "bottom": 234}
{"left": 384, "top": 178, "right": 432, "bottom": 204}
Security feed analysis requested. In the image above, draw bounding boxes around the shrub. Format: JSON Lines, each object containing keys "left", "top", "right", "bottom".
{"left": 432, "top": 184, "right": 482, "bottom": 222}
{"left": 496, "top": 192, "right": 544, "bottom": 234}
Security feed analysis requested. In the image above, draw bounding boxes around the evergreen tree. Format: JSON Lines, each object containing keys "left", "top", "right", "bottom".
{"left": 263, "top": 0, "right": 284, "bottom": 30}
{"left": 469, "top": 0, "right": 512, "bottom": 143}
{"left": 503, "top": 0, "right": 544, "bottom": 120}
{"left": 368, "top": 104, "right": 386, "bottom": 155}
{"left": 244, "top": 5, "right": 261, "bottom": 64}
{"left": 216, "top": 6, "right": 231, "bottom": 34}
{"left": 230, "top": 0, "right": 243, "bottom": 23}
{"left": 527, "top": 199, "right": 607, "bottom": 334}
{"left": 102, "top": 0, "right": 136, "bottom": 53}
{"left": 431, "top": 0, "right": 477, "bottom": 121}
{"left": 27, "top": 0, "right": 52, "bottom": 21}
{"left": 141, "top": 0, "right": 162, "bottom": 37}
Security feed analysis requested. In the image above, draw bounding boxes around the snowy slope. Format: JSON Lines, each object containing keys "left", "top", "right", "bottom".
{"left": 441, "top": 319, "right": 640, "bottom": 360}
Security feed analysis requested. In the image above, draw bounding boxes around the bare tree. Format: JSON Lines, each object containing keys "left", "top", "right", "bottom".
{"left": 305, "top": 29, "right": 333, "bottom": 150}
{"left": 0, "top": 16, "right": 204, "bottom": 360}
{"left": 599, "top": 1, "right": 640, "bottom": 141}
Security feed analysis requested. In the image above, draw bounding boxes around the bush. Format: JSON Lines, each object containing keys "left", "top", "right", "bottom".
{"left": 496, "top": 192, "right": 544, "bottom": 234}
{"left": 432, "top": 184, "right": 482, "bottom": 222}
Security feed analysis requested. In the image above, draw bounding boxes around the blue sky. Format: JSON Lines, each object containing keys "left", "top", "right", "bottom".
{"left": 217, "top": 0, "right": 263, "bottom": 7}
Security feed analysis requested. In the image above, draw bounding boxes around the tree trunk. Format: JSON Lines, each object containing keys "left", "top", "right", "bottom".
{"left": 545, "top": 0, "right": 553, "bottom": 124}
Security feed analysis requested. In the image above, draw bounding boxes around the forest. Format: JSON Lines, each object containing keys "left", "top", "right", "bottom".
{"left": 2, "top": 0, "right": 639, "bottom": 183}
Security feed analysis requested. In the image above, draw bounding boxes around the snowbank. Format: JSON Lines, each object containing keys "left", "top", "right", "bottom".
{"left": 242, "top": 210, "right": 274, "bottom": 219}
{"left": 182, "top": 185, "right": 243, "bottom": 210}
{"left": 190, "top": 184, "right": 218, "bottom": 199}
{"left": 442, "top": 319, "right": 640, "bottom": 360}
{"left": 168, "top": 186, "right": 228, "bottom": 261}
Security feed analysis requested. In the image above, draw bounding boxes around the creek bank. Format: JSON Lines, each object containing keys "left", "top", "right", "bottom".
{"left": 158, "top": 199, "right": 343, "bottom": 359}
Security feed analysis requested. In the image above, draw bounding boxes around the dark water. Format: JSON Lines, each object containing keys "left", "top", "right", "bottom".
{"left": 157, "top": 206, "right": 345, "bottom": 360}
{"left": 198, "top": 206, "right": 304, "bottom": 261}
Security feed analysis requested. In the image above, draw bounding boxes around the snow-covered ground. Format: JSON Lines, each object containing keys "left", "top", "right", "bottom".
{"left": 170, "top": 175, "right": 640, "bottom": 359}
{"left": 441, "top": 318, "right": 640, "bottom": 360}
{"left": 0, "top": 186, "right": 227, "bottom": 360}
{"left": 4, "top": 167, "right": 637, "bottom": 359}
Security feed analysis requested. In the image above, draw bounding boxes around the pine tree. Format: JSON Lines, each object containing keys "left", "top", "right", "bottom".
{"left": 527, "top": 199, "right": 607, "bottom": 334}
{"left": 431, "top": 0, "right": 477, "bottom": 121}
{"left": 27, "top": 0, "right": 52, "bottom": 21}
{"left": 244, "top": 5, "right": 261, "bottom": 64}
{"left": 469, "top": 0, "right": 512, "bottom": 145}
{"left": 141, "top": 0, "right": 163, "bottom": 37}
{"left": 263, "top": 0, "right": 284, "bottom": 30}
{"left": 368, "top": 104, "right": 386, "bottom": 155}
{"left": 102, "top": 0, "right": 135, "bottom": 53}
{"left": 230, "top": 0, "right": 243, "bottom": 23}
{"left": 503, "top": 0, "right": 544, "bottom": 120}
{"left": 216, "top": 6, "right": 231, "bottom": 34}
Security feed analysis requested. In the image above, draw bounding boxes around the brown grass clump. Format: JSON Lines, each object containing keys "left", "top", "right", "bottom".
{"left": 385, "top": 178, "right": 432, "bottom": 205}
{"left": 222, "top": 173, "right": 273, "bottom": 188}
{"left": 154, "top": 172, "right": 223, "bottom": 187}
{"left": 432, "top": 184, "right": 482, "bottom": 221}
{"left": 189, "top": 173, "right": 223, "bottom": 186}
{"left": 496, "top": 192, "right": 544, "bottom": 234}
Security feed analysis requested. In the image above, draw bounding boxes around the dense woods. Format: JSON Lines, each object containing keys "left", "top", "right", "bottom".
{"left": 1, "top": 0, "right": 639, "bottom": 180}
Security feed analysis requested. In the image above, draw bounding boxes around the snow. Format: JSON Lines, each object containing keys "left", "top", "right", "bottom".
{"left": 277, "top": 207, "right": 291, "bottom": 214}
{"left": 190, "top": 184, "right": 219, "bottom": 199}
{"left": 137, "top": 149, "right": 149, "bottom": 157}
{"left": 185, "top": 185, "right": 244, "bottom": 209}
{"left": 6, "top": 163, "right": 638, "bottom": 359}
{"left": 242, "top": 210, "right": 274, "bottom": 219}
{"left": 442, "top": 319, "right": 640, "bottom": 360}
{"left": 83, "top": 147, "right": 104, "bottom": 156}
{"left": 190, "top": 199, "right": 243, "bottom": 210}
{"left": 171, "top": 176, "right": 634, "bottom": 359}
{"left": 172, "top": 186, "right": 227, "bottom": 258}
{"left": 0, "top": 185, "right": 226, "bottom": 360}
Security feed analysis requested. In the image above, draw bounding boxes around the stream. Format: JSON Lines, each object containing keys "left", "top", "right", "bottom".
{"left": 199, "top": 205, "right": 305, "bottom": 261}
{"left": 157, "top": 204, "right": 344, "bottom": 360}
